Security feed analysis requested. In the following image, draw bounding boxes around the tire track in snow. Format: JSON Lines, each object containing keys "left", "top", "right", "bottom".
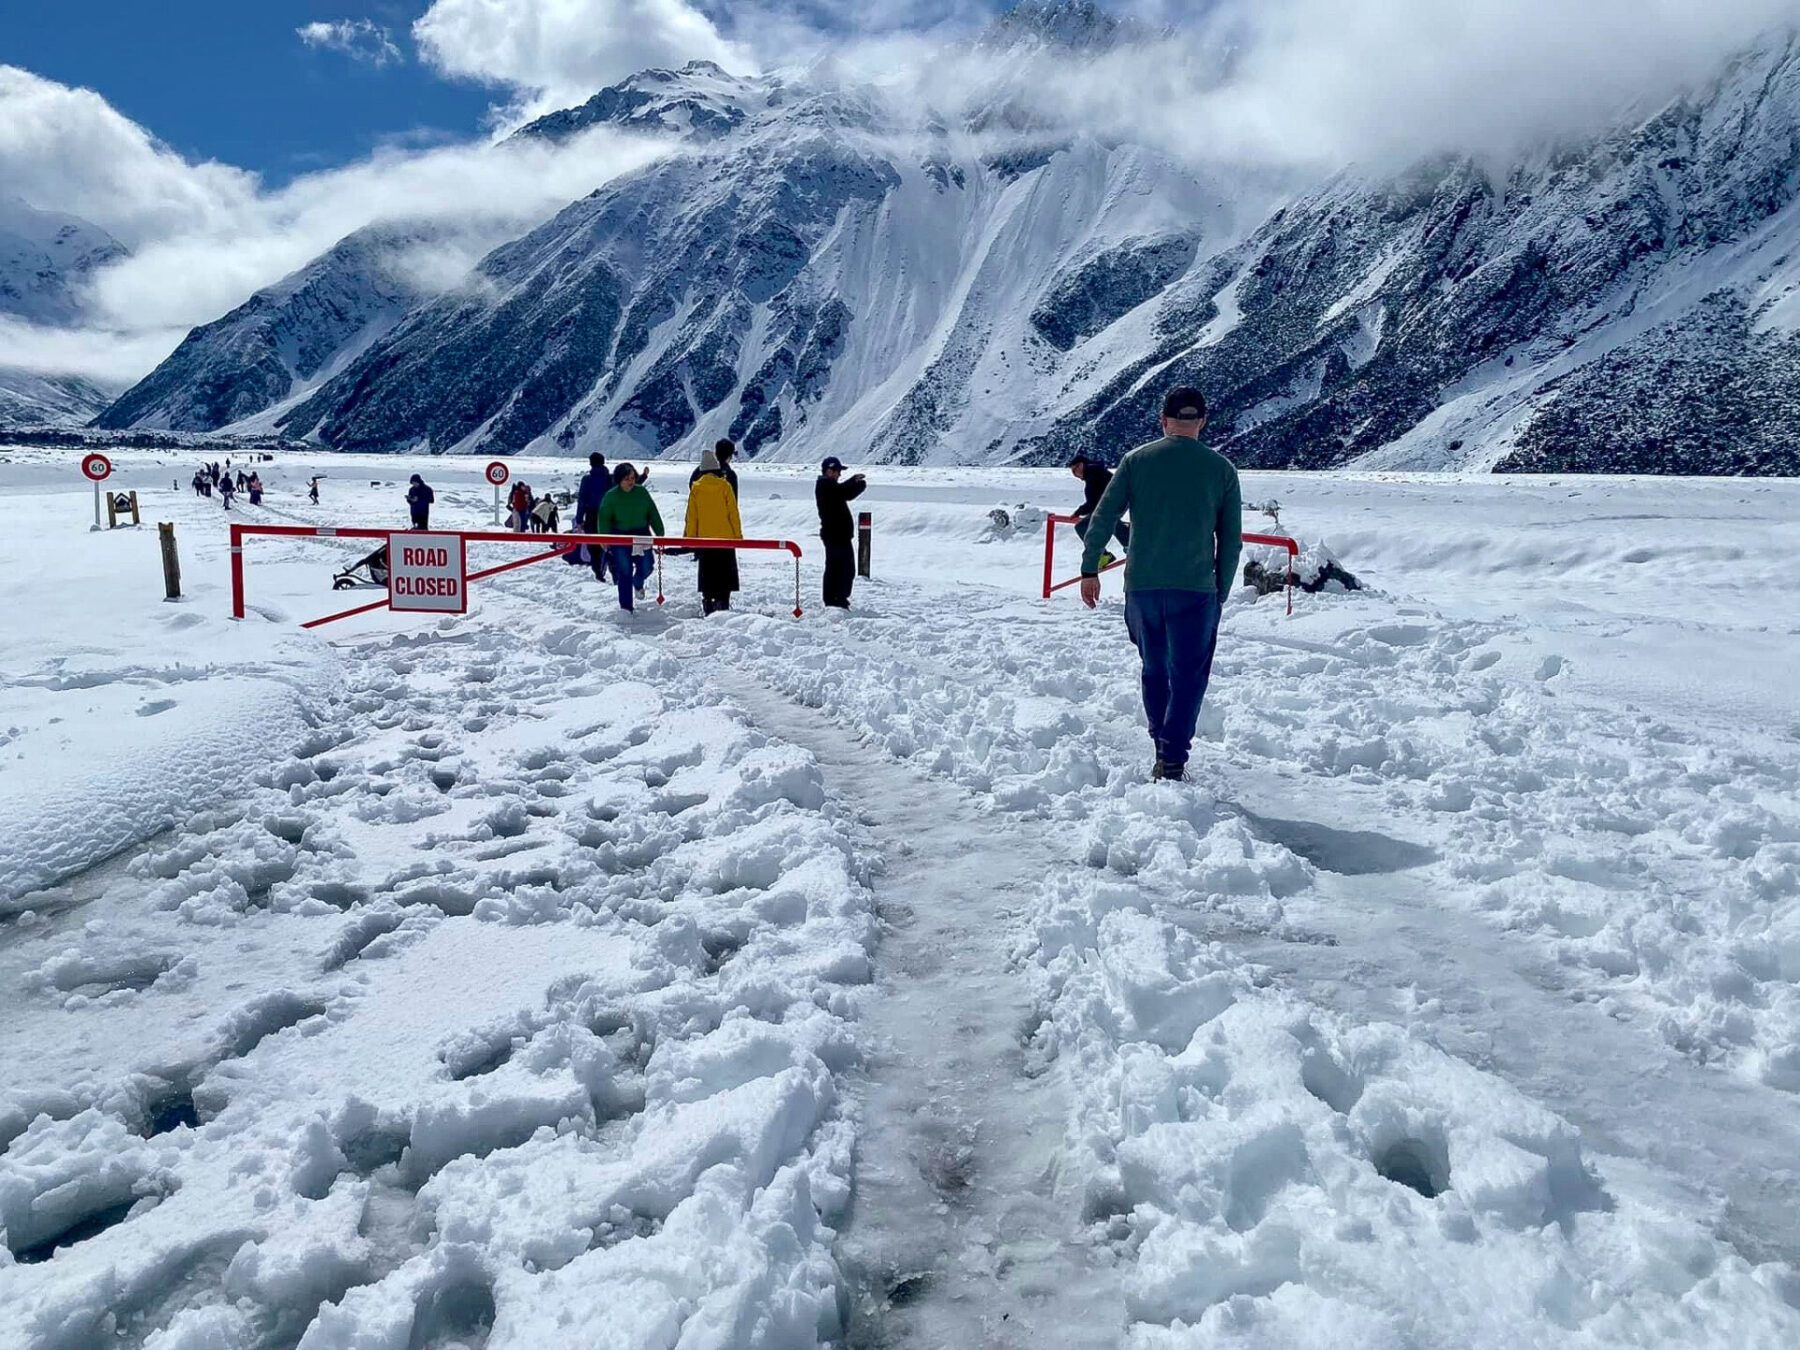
{"left": 715, "top": 677, "right": 1123, "bottom": 1348}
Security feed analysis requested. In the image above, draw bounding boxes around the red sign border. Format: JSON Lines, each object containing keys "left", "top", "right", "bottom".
{"left": 81, "top": 453, "right": 114, "bottom": 482}
{"left": 484, "top": 460, "right": 510, "bottom": 487}
{"left": 386, "top": 530, "right": 468, "bottom": 616}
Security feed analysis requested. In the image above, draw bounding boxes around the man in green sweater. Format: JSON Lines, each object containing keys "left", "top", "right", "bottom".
{"left": 1079, "top": 387, "right": 1243, "bottom": 782}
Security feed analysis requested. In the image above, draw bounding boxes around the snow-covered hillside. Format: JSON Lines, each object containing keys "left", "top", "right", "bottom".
{"left": 1, "top": 449, "right": 1798, "bottom": 1346}
{"left": 0, "top": 198, "right": 128, "bottom": 429}
{"left": 0, "top": 370, "right": 113, "bottom": 427}
{"left": 89, "top": 226, "right": 459, "bottom": 435}
{"left": 0, "top": 197, "right": 127, "bottom": 328}
{"left": 93, "top": 8, "right": 1800, "bottom": 473}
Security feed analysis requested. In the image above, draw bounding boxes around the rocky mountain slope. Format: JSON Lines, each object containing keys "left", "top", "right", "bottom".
{"left": 95, "top": 4, "right": 1800, "bottom": 474}
{"left": 90, "top": 225, "right": 448, "bottom": 433}
{"left": 0, "top": 370, "right": 113, "bottom": 427}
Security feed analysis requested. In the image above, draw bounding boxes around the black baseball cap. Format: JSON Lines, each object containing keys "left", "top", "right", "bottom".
{"left": 821, "top": 456, "right": 844, "bottom": 471}
{"left": 1162, "top": 386, "right": 1207, "bottom": 420}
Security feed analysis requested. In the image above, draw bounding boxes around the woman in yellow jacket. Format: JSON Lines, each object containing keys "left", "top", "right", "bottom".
{"left": 684, "top": 442, "right": 743, "bottom": 614}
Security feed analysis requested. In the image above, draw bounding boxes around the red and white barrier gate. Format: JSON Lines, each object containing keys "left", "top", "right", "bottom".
{"left": 228, "top": 524, "right": 806, "bottom": 628}
{"left": 1042, "top": 513, "right": 1301, "bottom": 616}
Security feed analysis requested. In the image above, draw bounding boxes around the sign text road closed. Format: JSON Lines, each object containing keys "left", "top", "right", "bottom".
{"left": 388, "top": 532, "right": 467, "bottom": 613}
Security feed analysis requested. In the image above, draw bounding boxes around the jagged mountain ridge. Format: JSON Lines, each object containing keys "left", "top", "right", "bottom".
{"left": 90, "top": 225, "right": 455, "bottom": 433}
{"left": 97, "top": 17, "right": 1800, "bottom": 473}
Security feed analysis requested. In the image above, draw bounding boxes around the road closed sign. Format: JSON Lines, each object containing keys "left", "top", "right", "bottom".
{"left": 388, "top": 532, "right": 467, "bottom": 613}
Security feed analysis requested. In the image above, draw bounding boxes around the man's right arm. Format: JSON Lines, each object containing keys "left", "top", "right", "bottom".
{"left": 1214, "top": 465, "right": 1244, "bottom": 596}
{"left": 1079, "top": 460, "right": 1131, "bottom": 575}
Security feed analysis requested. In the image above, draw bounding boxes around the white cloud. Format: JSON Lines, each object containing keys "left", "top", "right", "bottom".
{"left": 948, "top": 0, "right": 1800, "bottom": 171}
{"left": 414, "top": 0, "right": 750, "bottom": 117}
{"left": 0, "top": 316, "right": 187, "bottom": 389}
{"left": 0, "top": 66, "right": 256, "bottom": 250}
{"left": 297, "top": 19, "right": 404, "bottom": 68}
{"left": 0, "top": 65, "right": 672, "bottom": 385}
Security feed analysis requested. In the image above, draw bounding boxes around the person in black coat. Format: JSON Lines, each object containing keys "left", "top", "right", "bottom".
{"left": 814, "top": 456, "right": 866, "bottom": 609}
{"left": 690, "top": 439, "right": 740, "bottom": 496}
{"left": 574, "top": 452, "right": 611, "bottom": 582}
{"left": 406, "top": 474, "right": 434, "bottom": 529}
{"left": 1069, "top": 452, "right": 1130, "bottom": 562}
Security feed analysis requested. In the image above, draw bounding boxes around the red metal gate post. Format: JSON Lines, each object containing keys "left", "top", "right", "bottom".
{"left": 230, "top": 522, "right": 246, "bottom": 619}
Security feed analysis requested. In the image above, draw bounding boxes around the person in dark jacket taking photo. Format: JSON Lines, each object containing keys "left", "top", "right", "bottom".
{"left": 1079, "top": 386, "right": 1242, "bottom": 783}
{"left": 406, "top": 474, "right": 434, "bottom": 529}
{"left": 814, "top": 456, "right": 866, "bottom": 609}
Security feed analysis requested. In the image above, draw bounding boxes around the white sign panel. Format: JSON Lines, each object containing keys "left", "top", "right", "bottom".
{"left": 388, "top": 532, "right": 467, "bottom": 613}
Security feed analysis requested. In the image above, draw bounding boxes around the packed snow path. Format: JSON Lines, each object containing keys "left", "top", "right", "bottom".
{"left": 5, "top": 455, "right": 1800, "bottom": 1348}
{"left": 711, "top": 679, "right": 1121, "bottom": 1347}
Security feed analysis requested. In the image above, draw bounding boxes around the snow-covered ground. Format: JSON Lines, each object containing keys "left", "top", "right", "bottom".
{"left": 1, "top": 445, "right": 1797, "bottom": 1348}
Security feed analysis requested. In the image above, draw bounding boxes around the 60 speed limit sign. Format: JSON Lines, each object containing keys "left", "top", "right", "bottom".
{"left": 486, "top": 460, "right": 510, "bottom": 524}
{"left": 81, "top": 453, "right": 113, "bottom": 482}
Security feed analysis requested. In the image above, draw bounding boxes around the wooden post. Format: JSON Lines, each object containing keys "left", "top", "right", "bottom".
{"left": 106, "top": 493, "right": 118, "bottom": 529}
{"left": 856, "top": 511, "right": 872, "bottom": 579}
{"left": 158, "top": 522, "right": 181, "bottom": 601}
{"left": 128, "top": 491, "right": 141, "bottom": 526}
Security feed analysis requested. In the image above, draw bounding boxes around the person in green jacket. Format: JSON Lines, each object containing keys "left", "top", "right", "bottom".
{"left": 1079, "top": 386, "right": 1243, "bottom": 782}
{"left": 592, "top": 462, "right": 665, "bottom": 610}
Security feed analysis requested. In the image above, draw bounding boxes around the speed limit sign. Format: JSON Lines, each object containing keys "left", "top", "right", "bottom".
{"left": 81, "top": 452, "right": 114, "bottom": 531}
{"left": 486, "top": 460, "right": 510, "bottom": 524}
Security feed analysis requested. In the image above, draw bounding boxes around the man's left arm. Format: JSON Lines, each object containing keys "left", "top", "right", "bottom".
{"left": 1214, "top": 465, "right": 1243, "bottom": 596}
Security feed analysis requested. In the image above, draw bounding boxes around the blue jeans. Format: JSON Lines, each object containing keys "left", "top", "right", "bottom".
{"left": 1124, "top": 589, "right": 1222, "bottom": 769}
{"left": 607, "top": 545, "right": 655, "bottom": 610}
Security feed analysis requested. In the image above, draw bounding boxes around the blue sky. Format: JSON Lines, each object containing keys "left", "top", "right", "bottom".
{"left": 3, "top": 3, "right": 499, "bottom": 184}
{"left": 0, "top": 1, "right": 1009, "bottom": 186}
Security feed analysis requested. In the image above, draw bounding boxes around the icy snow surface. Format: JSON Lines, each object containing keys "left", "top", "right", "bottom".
{"left": 1, "top": 447, "right": 1798, "bottom": 1347}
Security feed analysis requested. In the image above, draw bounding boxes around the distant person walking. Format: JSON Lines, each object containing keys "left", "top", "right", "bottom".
{"left": 1079, "top": 387, "right": 1242, "bottom": 783}
{"left": 592, "top": 463, "right": 664, "bottom": 611}
{"left": 219, "top": 474, "right": 236, "bottom": 510}
{"left": 407, "top": 474, "right": 434, "bottom": 529}
{"left": 532, "top": 493, "right": 558, "bottom": 533}
{"left": 247, "top": 472, "right": 263, "bottom": 506}
{"left": 685, "top": 445, "right": 743, "bottom": 615}
{"left": 1069, "top": 452, "right": 1129, "bottom": 567}
{"left": 308, "top": 476, "right": 322, "bottom": 505}
{"left": 814, "top": 456, "right": 866, "bottom": 609}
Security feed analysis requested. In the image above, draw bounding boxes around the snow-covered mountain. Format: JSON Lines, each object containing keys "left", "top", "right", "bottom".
{"left": 511, "top": 61, "right": 779, "bottom": 145}
{"left": 0, "top": 197, "right": 127, "bottom": 327}
{"left": 90, "top": 225, "right": 454, "bottom": 433}
{"left": 95, "top": 7, "right": 1800, "bottom": 473}
{"left": 0, "top": 198, "right": 129, "bottom": 428}
{"left": 0, "top": 369, "right": 113, "bottom": 427}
